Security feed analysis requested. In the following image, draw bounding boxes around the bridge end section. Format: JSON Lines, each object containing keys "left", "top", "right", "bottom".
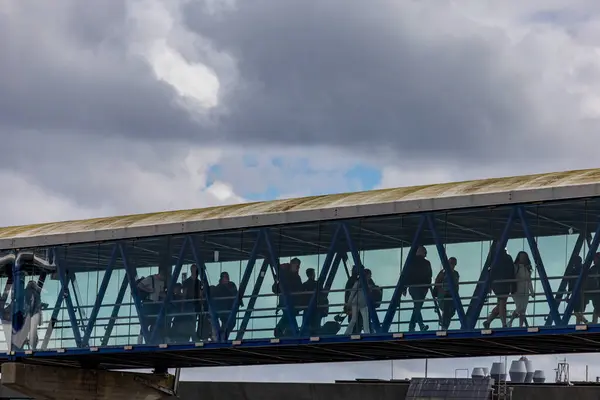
{"left": 1, "top": 362, "right": 175, "bottom": 400}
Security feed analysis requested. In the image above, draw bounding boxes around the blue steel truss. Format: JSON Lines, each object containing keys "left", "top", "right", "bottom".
{"left": 545, "top": 233, "right": 587, "bottom": 326}
{"left": 562, "top": 220, "right": 600, "bottom": 324}
{"left": 24, "top": 204, "right": 600, "bottom": 355}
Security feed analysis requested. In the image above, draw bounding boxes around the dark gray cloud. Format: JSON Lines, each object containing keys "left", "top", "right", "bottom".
{"left": 0, "top": 1, "right": 198, "bottom": 141}
{"left": 1, "top": 0, "right": 600, "bottom": 217}
{"left": 181, "top": 0, "right": 595, "bottom": 164}
{"left": 2, "top": 0, "right": 598, "bottom": 174}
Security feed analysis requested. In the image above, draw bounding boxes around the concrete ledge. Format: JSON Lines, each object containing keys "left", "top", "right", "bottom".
{"left": 1, "top": 363, "right": 174, "bottom": 400}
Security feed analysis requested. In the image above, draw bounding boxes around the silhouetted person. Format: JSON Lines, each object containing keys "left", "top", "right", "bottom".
{"left": 403, "top": 246, "right": 432, "bottom": 332}
{"left": 137, "top": 270, "right": 167, "bottom": 343}
{"left": 433, "top": 257, "right": 459, "bottom": 330}
{"left": 483, "top": 246, "right": 514, "bottom": 329}
{"left": 213, "top": 272, "right": 240, "bottom": 339}
{"left": 301, "top": 268, "right": 326, "bottom": 334}
{"left": 182, "top": 264, "right": 210, "bottom": 340}
{"left": 565, "top": 255, "right": 587, "bottom": 324}
{"left": 508, "top": 251, "right": 534, "bottom": 328}
{"left": 273, "top": 258, "right": 303, "bottom": 337}
{"left": 170, "top": 283, "right": 196, "bottom": 342}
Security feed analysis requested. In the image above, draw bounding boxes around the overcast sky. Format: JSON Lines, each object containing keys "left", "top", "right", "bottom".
{"left": 3, "top": 0, "right": 600, "bottom": 383}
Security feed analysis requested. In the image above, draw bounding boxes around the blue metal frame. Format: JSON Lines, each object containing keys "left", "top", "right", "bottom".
{"left": 82, "top": 244, "right": 118, "bottom": 346}
{"left": 236, "top": 259, "right": 270, "bottom": 341}
{"left": 324, "top": 252, "right": 345, "bottom": 292}
{"left": 300, "top": 224, "right": 342, "bottom": 336}
{"left": 189, "top": 237, "right": 222, "bottom": 341}
{"left": 381, "top": 215, "right": 425, "bottom": 333}
{"left": 101, "top": 275, "right": 129, "bottom": 347}
{"left": 517, "top": 206, "right": 561, "bottom": 326}
{"left": 53, "top": 249, "right": 83, "bottom": 348}
{"left": 149, "top": 237, "right": 189, "bottom": 344}
{"left": 562, "top": 219, "right": 600, "bottom": 324}
{"left": 545, "top": 233, "right": 587, "bottom": 326}
{"left": 119, "top": 243, "right": 151, "bottom": 344}
{"left": 69, "top": 273, "right": 86, "bottom": 330}
{"left": 224, "top": 231, "right": 263, "bottom": 341}
{"left": 466, "top": 208, "right": 516, "bottom": 329}
{"left": 426, "top": 214, "right": 467, "bottom": 329}
{"left": 341, "top": 223, "right": 381, "bottom": 333}
{"left": 464, "top": 240, "right": 496, "bottom": 327}
{"left": 263, "top": 228, "right": 299, "bottom": 336}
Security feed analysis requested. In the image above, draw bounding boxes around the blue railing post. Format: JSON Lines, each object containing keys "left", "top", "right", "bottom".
{"left": 189, "top": 237, "right": 222, "bottom": 341}
{"left": 101, "top": 275, "right": 129, "bottom": 347}
{"left": 119, "top": 243, "right": 151, "bottom": 344}
{"left": 82, "top": 244, "right": 118, "bottom": 346}
{"left": 381, "top": 216, "right": 425, "bottom": 333}
{"left": 236, "top": 259, "right": 270, "bottom": 341}
{"left": 426, "top": 214, "right": 467, "bottom": 329}
{"left": 224, "top": 230, "right": 263, "bottom": 341}
{"left": 149, "top": 237, "right": 189, "bottom": 344}
{"left": 545, "top": 233, "right": 586, "bottom": 326}
{"left": 53, "top": 249, "right": 83, "bottom": 348}
{"left": 300, "top": 224, "right": 342, "bottom": 336}
{"left": 562, "top": 220, "right": 600, "bottom": 324}
{"left": 467, "top": 208, "right": 516, "bottom": 329}
{"left": 517, "top": 206, "right": 562, "bottom": 326}
{"left": 324, "top": 252, "right": 344, "bottom": 292}
{"left": 341, "top": 223, "right": 381, "bottom": 333}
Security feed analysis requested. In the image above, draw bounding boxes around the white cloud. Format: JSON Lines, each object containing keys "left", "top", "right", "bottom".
{"left": 128, "top": 0, "right": 221, "bottom": 108}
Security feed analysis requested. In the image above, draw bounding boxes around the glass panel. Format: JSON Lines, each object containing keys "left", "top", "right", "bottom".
{"left": 199, "top": 229, "right": 245, "bottom": 342}
{"left": 12, "top": 195, "right": 600, "bottom": 355}
{"left": 356, "top": 215, "right": 402, "bottom": 335}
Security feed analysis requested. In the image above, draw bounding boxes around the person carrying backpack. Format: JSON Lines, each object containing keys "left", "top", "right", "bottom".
{"left": 433, "top": 257, "right": 460, "bottom": 330}
{"left": 136, "top": 272, "right": 166, "bottom": 343}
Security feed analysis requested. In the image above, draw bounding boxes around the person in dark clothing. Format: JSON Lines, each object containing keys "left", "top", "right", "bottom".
{"left": 565, "top": 255, "right": 587, "bottom": 324}
{"left": 273, "top": 258, "right": 303, "bottom": 337}
{"left": 586, "top": 253, "right": 600, "bottom": 324}
{"left": 483, "top": 246, "right": 514, "bottom": 329}
{"left": 433, "top": 257, "right": 459, "bottom": 330}
{"left": 301, "top": 268, "right": 329, "bottom": 334}
{"left": 182, "top": 264, "right": 211, "bottom": 341}
{"left": 212, "top": 272, "right": 241, "bottom": 339}
{"left": 169, "top": 283, "right": 197, "bottom": 342}
{"left": 403, "top": 246, "right": 432, "bottom": 332}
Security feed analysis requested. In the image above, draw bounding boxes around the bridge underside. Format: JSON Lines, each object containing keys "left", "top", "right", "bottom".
{"left": 10, "top": 326, "right": 600, "bottom": 370}
{"left": 1, "top": 196, "right": 600, "bottom": 369}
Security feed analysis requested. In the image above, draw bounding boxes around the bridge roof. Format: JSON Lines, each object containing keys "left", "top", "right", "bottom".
{"left": 2, "top": 168, "right": 600, "bottom": 250}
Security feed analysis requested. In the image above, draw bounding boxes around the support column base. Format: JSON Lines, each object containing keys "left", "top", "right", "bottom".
{"left": 1, "top": 362, "right": 175, "bottom": 400}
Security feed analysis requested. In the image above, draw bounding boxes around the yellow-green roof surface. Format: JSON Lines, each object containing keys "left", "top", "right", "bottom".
{"left": 0, "top": 168, "right": 598, "bottom": 244}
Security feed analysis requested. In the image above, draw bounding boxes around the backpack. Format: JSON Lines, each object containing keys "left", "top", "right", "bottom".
{"left": 136, "top": 276, "right": 154, "bottom": 302}
{"left": 371, "top": 285, "right": 383, "bottom": 308}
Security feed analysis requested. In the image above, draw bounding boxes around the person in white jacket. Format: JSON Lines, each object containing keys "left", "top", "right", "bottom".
{"left": 344, "top": 270, "right": 372, "bottom": 335}
{"left": 508, "top": 251, "right": 534, "bottom": 328}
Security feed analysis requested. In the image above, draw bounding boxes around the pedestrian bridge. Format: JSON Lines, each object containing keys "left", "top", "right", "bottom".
{"left": 1, "top": 168, "right": 600, "bottom": 371}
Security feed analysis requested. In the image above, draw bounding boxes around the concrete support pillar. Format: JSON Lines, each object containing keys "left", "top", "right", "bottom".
{"left": 1, "top": 363, "right": 175, "bottom": 400}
